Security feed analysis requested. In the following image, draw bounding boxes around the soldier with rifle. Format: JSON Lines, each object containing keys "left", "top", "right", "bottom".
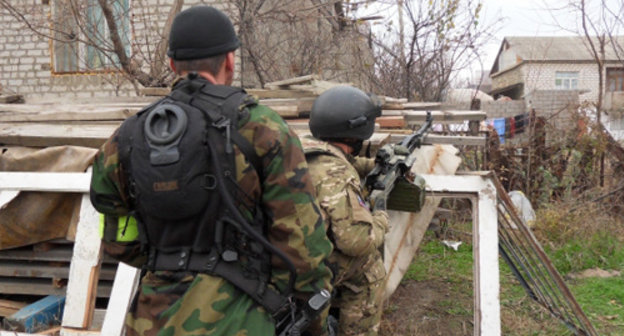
{"left": 301, "top": 86, "right": 389, "bottom": 336}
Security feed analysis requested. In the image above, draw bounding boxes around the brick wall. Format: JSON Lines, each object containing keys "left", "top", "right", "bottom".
{"left": 523, "top": 63, "right": 598, "bottom": 103}
{"left": 0, "top": 0, "right": 228, "bottom": 101}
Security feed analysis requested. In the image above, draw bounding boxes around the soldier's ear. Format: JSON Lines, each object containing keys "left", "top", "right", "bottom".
{"left": 169, "top": 58, "right": 178, "bottom": 74}
{"left": 224, "top": 52, "right": 235, "bottom": 73}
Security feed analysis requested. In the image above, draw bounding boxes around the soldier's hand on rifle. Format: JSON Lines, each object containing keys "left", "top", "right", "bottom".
{"left": 372, "top": 193, "right": 386, "bottom": 211}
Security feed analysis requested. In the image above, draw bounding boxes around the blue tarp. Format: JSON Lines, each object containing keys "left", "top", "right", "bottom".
{"left": 493, "top": 118, "right": 506, "bottom": 144}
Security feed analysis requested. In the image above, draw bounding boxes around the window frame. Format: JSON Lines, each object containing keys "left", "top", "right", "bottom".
{"left": 554, "top": 71, "right": 579, "bottom": 90}
{"left": 606, "top": 67, "right": 624, "bottom": 92}
{"left": 51, "top": 0, "right": 131, "bottom": 74}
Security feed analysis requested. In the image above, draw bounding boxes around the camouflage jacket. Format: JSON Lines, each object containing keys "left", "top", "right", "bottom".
{"left": 301, "top": 136, "right": 388, "bottom": 287}
{"left": 90, "top": 95, "right": 333, "bottom": 336}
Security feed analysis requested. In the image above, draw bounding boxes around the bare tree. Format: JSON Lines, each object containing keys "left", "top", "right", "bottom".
{"left": 0, "top": 0, "right": 183, "bottom": 92}
{"left": 369, "top": 0, "right": 499, "bottom": 101}
{"left": 230, "top": 0, "right": 376, "bottom": 88}
{"left": 544, "top": 0, "right": 624, "bottom": 186}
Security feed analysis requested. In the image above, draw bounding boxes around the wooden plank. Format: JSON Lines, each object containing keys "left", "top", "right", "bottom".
{"left": 0, "top": 104, "right": 141, "bottom": 114}
{"left": 376, "top": 116, "right": 405, "bottom": 129}
{"left": 383, "top": 110, "right": 487, "bottom": 123}
{"left": 0, "top": 245, "right": 75, "bottom": 262}
{"left": 59, "top": 328, "right": 100, "bottom": 336}
{"left": 248, "top": 89, "right": 316, "bottom": 99}
{"left": 0, "top": 95, "right": 25, "bottom": 104}
{"left": 0, "top": 109, "right": 137, "bottom": 122}
{"left": 0, "top": 123, "right": 118, "bottom": 147}
{"left": 61, "top": 194, "right": 103, "bottom": 329}
{"left": 100, "top": 263, "right": 141, "bottom": 336}
{"left": 386, "top": 133, "right": 486, "bottom": 147}
{"left": 264, "top": 74, "right": 319, "bottom": 88}
{"left": 0, "top": 172, "right": 91, "bottom": 193}
{"left": 140, "top": 87, "right": 170, "bottom": 96}
{"left": 1, "top": 331, "right": 63, "bottom": 336}
{"left": 0, "top": 260, "right": 117, "bottom": 281}
{"left": 0, "top": 277, "right": 111, "bottom": 297}
{"left": 402, "top": 102, "right": 442, "bottom": 110}
{"left": 0, "top": 299, "right": 27, "bottom": 317}
{"left": 419, "top": 173, "right": 501, "bottom": 336}
{"left": 266, "top": 105, "right": 299, "bottom": 118}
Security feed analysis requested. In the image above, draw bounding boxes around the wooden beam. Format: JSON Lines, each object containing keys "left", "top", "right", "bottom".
{"left": 264, "top": 74, "right": 319, "bottom": 89}
{"left": 248, "top": 89, "right": 316, "bottom": 99}
{"left": 402, "top": 102, "right": 442, "bottom": 110}
{"left": 376, "top": 116, "right": 406, "bottom": 129}
{"left": 0, "top": 109, "right": 136, "bottom": 122}
{"left": 140, "top": 87, "right": 169, "bottom": 96}
{"left": 386, "top": 133, "right": 486, "bottom": 147}
{"left": 100, "top": 263, "right": 141, "bottom": 336}
{"left": 0, "top": 299, "right": 27, "bottom": 317}
{"left": 420, "top": 173, "right": 501, "bottom": 336}
{"left": 0, "top": 123, "right": 118, "bottom": 147}
{"left": 0, "top": 172, "right": 91, "bottom": 192}
{"left": 383, "top": 110, "right": 487, "bottom": 123}
{"left": 0, "top": 94, "right": 25, "bottom": 104}
{"left": 61, "top": 194, "right": 103, "bottom": 329}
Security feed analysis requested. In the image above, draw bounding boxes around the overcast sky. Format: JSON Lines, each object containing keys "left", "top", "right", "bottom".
{"left": 480, "top": 0, "right": 623, "bottom": 69}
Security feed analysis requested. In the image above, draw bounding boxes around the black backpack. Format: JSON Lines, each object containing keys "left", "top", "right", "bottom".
{"left": 117, "top": 74, "right": 295, "bottom": 316}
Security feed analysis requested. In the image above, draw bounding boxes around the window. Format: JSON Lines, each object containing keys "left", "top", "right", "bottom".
{"left": 607, "top": 68, "right": 624, "bottom": 92}
{"left": 554, "top": 71, "right": 579, "bottom": 90}
{"left": 52, "top": 0, "right": 130, "bottom": 73}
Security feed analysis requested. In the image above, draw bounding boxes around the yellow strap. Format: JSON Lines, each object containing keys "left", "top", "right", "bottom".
{"left": 98, "top": 214, "right": 139, "bottom": 242}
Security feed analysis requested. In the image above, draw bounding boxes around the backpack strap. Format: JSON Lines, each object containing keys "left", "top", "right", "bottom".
{"left": 168, "top": 79, "right": 264, "bottom": 178}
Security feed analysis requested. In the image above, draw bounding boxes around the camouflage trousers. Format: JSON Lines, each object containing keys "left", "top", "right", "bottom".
{"left": 330, "top": 252, "right": 386, "bottom": 336}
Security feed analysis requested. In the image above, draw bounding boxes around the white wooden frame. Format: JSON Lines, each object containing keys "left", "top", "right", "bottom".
{"left": 421, "top": 172, "right": 501, "bottom": 336}
{"left": 0, "top": 171, "right": 500, "bottom": 336}
{"left": 0, "top": 172, "right": 138, "bottom": 336}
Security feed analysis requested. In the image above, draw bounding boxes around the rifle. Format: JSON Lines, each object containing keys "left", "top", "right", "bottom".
{"left": 275, "top": 289, "right": 332, "bottom": 336}
{"left": 364, "top": 111, "right": 433, "bottom": 212}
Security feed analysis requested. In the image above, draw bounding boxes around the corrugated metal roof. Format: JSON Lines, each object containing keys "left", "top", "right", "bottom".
{"left": 505, "top": 36, "right": 624, "bottom": 61}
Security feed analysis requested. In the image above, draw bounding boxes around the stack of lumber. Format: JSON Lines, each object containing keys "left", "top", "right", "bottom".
{"left": 0, "top": 241, "right": 117, "bottom": 312}
{"left": 0, "top": 75, "right": 486, "bottom": 148}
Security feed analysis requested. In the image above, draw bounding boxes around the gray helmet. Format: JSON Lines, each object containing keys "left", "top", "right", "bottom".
{"left": 309, "top": 86, "right": 382, "bottom": 140}
{"left": 167, "top": 6, "right": 240, "bottom": 60}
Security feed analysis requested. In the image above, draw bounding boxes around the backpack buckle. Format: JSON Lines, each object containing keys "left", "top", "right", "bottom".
{"left": 213, "top": 117, "right": 233, "bottom": 154}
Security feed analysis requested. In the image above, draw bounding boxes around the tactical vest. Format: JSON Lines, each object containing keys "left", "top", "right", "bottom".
{"left": 116, "top": 75, "right": 290, "bottom": 315}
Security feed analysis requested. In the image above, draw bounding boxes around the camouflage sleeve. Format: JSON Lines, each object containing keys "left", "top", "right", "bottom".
{"left": 90, "top": 127, "right": 144, "bottom": 264}
{"left": 323, "top": 178, "right": 389, "bottom": 257}
{"left": 243, "top": 105, "right": 333, "bottom": 295}
{"left": 351, "top": 156, "right": 376, "bottom": 178}
{"left": 90, "top": 127, "right": 131, "bottom": 216}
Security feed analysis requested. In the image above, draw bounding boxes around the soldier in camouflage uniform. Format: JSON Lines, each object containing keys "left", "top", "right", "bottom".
{"left": 301, "top": 86, "right": 389, "bottom": 336}
{"left": 90, "top": 6, "right": 333, "bottom": 336}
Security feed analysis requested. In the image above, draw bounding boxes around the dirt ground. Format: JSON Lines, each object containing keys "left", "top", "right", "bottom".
{"left": 379, "top": 280, "right": 473, "bottom": 336}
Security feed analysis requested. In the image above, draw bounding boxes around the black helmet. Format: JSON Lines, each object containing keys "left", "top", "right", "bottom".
{"left": 167, "top": 6, "right": 240, "bottom": 60}
{"left": 309, "top": 86, "right": 382, "bottom": 140}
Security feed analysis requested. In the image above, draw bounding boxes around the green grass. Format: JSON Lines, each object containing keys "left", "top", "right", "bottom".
{"left": 545, "top": 232, "right": 624, "bottom": 275}
{"left": 403, "top": 232, "right": 624, "bottom": 335}
{"left": 569, "top": 277, "right": 624, "bottom": 335}
{"left": 403, "top": 236, "right": 473, "bottom": 284}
